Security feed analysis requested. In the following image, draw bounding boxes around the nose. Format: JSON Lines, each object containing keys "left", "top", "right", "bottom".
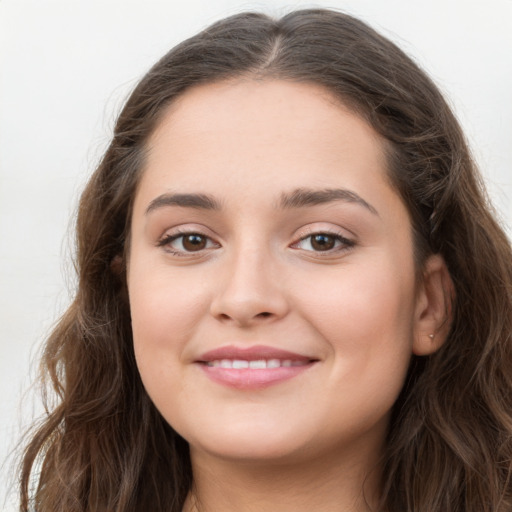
{"left": 209, "top": 246, "right": 290, "bottom": 327}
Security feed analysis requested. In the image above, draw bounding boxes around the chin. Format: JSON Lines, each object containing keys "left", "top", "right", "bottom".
{"left": 194, "top": 440, "right": 307, "bottom": 465}
{"left": 184, "top": 420, "right": 313, "bottom": 464}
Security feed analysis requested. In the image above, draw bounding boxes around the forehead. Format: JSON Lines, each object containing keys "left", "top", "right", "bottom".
{"left": 153, "top": 79, "right": 355, "bottom": 135}
{"left": 149, "top": 79, "right": 380, "bottom": 149}
{"left": 143, "top": 79, "right": 389, "bottom": 195}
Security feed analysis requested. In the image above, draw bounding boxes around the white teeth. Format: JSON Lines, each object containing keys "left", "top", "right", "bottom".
{"left": 206, "top": 359, "right": 308, "bottom": 369}
{"left": 232, "top": 360, "right": 249, "bottom": 369}
{"left": 249, "top": 360, "right": 266, "bottom": 369}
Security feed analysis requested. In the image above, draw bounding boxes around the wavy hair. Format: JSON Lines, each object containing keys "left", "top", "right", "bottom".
{"left": 19, "top": 9, "right": 512, "bottom": 511}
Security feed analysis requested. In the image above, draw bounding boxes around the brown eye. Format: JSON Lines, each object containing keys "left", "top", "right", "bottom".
{"left": 159, "top": 232, "right": 218, "bottom": 255}
{"left": 292, "top": 231, "right": 355, "bottom": 254}
{"left": 182, "top": 234, "right": 207, "bottom": 251}
{"left": 310, "top": 234, "right": 336, "bottom": 251}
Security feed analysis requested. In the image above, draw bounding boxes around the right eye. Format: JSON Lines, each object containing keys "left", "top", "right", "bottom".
{"left": 158, "top": 232, "right": 219, "bottom": 255}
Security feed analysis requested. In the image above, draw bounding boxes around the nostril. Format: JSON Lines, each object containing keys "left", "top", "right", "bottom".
{"left": 257, "top": 312, "right": 272, "bottom": 318}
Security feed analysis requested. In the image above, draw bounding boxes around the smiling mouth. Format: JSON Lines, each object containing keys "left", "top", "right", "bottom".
{"left": 205, "top": 359, "right": 310, "bottom": 369}
{"left": 196, "top": 345, "right": 318, "bottom": 389}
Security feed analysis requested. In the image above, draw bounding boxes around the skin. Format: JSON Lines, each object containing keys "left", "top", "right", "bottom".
{"left": 127, "top": 80, "right": 451, "bottom": 511}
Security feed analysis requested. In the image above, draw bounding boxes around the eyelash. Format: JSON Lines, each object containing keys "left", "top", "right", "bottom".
{"left": 291, "top": 230, "right": 355, "bottom": 255}
{"left": 157, "top": 229, "right": 355, "bottom": 257}
{"left": 157, "top": 229, "right": 219, "bottom": 257}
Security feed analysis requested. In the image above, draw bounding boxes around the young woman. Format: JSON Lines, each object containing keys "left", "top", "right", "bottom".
{"left": 19, "top": 8, "right": 512, "bottom": 512}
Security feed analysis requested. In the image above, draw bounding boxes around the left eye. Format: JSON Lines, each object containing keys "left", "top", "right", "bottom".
{"left": 294, "top": 233, "right": 353, "bottom": 252}
{"left": 160, "top": 233, "right": 217, "bottom": 253}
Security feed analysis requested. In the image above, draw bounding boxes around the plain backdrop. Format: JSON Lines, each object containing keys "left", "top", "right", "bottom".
{"left": 1, "top": 0, "right": 511, "bottom": 508}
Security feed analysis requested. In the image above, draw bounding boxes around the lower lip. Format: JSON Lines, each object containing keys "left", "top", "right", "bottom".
{"left": 197, "top": 362, "right": 315, "bottom": 390}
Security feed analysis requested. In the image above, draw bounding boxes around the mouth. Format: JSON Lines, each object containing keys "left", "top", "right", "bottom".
{"left": 196, "top": 345, "right": 318, "bottom": 390}
{"left": 204, "top": 359, "right": 309, "bottom": 369}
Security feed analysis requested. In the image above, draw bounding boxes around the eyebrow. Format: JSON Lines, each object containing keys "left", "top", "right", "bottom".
{"left": 145, "top": 187, "right": 378, "bottom": 216}
{"left": 145, "top": 193, "right": 222, "bottom": 214}
{"left": 279, "top": 188, "right": 379, "bottom": 215}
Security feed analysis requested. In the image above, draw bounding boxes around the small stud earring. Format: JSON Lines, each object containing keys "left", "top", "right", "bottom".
{"left": 428, "top": 334, "right": 435, "bottom": 339}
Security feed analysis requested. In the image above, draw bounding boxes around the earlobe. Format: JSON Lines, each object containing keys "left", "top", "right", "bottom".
{"left": 412, "top": 254, "right": 455, "bottom": 356}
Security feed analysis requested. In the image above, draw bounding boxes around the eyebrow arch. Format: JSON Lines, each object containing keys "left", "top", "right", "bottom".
{"left": 145, "top": 193, "right": 221, "bottom": 214}
{"left": 279, "top": 187, "right": 379, "bottom": 216}
{"left": 145, "top": 188, "right": 378, "bottom": 216}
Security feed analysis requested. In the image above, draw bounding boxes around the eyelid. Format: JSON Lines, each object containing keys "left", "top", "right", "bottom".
{"left": 293, "top": 224, "right": 355, "bottom": 241}
{"left": 156, "top": 225, "right": 221, "bottom": 256}
{"left": 290, "top": 225, "right": 356, "bottom": 254}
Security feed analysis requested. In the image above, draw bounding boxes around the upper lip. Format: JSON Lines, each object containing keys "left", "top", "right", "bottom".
{"left": 197, "top": 345, "right": 315, "bottom": 363}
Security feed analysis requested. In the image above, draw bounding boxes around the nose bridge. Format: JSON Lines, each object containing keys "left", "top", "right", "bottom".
{"left": 210, "top": 235, "right": 288, "bottom": 325}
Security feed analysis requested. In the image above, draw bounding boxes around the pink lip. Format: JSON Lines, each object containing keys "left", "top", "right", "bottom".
{"left": 198, "top": 345, "right": 312, "bottom": 363}
{"left": 196, "top": 345, "right": 317, "bottom": 390}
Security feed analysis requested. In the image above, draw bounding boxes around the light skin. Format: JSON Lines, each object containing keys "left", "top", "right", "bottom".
{"left": 127, "top": 79, "right": 453, "bottom": 511}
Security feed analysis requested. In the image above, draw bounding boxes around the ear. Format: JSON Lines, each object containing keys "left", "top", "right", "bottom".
{"left": 412, "top": 254, "right": 455, "bottom": 356}
{"left": 110, "top": 254, "right": 130, "bottom": 303}
{"left": 110, "top": 254, "right": 125, "bottom": 276}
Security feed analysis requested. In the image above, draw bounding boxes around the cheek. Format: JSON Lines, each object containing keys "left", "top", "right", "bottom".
{"left": 296, "top": 255, "right": 416, "bottom": 385}
{"left": 128, "top": 268, "right": 210, "bottom": 427}
{"left": 293, "top": 261, "right": 416, "bottom": 439}
{"left": 128, "top": 263, "right": 209, "bottom": 378}
{"left": 305, "top": 256, "right": 414, "bottom": 324}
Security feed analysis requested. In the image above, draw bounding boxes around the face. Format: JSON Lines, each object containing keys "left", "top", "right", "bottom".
{"left": 128, "top": 80, "right": 422, "bottom": 466}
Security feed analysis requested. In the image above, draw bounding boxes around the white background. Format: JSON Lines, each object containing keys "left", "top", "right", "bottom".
{"left": 1, "top": 0, "right": 511, "bottom": 508}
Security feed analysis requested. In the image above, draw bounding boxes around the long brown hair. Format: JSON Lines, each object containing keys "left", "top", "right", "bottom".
{"left": 19, "top": 9, "right": 512, "bottom": 511}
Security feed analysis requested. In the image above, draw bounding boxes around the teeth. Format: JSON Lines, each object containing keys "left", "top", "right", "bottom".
{"left": 206, "top": 359, "right": 308, "bottom": 369}
{"left": 249, "top": 360, "right": 266, "bottom": 369}
{"left": 232, "top": 360, "right": 249, "bottom": 369}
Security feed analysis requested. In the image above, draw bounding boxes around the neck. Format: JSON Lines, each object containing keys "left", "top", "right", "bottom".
{"left": 183, "top": 445, "right": 383, "bottom": 512}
